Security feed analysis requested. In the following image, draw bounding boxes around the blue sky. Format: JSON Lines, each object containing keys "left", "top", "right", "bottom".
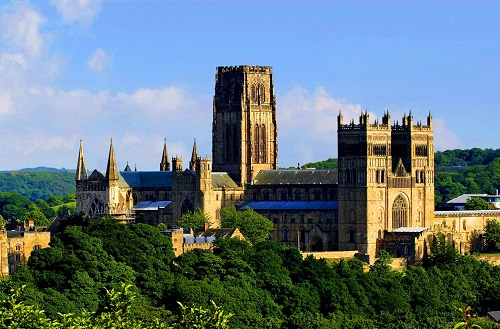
{"left": 0, "top": 1, "right": 499, "bottom": 171}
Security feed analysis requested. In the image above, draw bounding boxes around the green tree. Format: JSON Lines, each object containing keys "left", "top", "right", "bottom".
{"left": 423, "top": 233, "right": 460, "bottom": 267}
{"left": 463, "top": 197, "right": 490, "bottom": 210}
{"left": 0, "top": 191, "right": 32, "bottom": 220}
{"left": 485, "top": 219, "right": 500, "bottom": 252}
{"left": 221, "top": 207, "right": 273, "bottom": 244}
{"left": 0, "top": 214, "right": 7, "bottom": 229}
{"left": 18, "top": 209, "right": 51, "bottom": 226}
{"left": 177, "top": 208, "right": 210, "bottom": 231}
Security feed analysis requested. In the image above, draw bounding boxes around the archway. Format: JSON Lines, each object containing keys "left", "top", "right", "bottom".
{"left": 309, "top": 236, "right": 324, "bottom": 252}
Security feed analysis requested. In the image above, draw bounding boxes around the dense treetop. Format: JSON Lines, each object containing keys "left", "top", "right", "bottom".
{"left": 0, "top": 215, "right": 499, "bottom": 328}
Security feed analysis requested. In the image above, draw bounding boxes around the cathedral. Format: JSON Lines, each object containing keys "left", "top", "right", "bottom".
{"left": 76, "top": 65, "right": 500, "bottom": 264}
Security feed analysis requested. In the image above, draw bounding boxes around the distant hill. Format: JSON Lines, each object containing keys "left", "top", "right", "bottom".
{"left": 0, "top": 170, "right": 75, "bottom": 202}
{"left": 302, "top": 158, "right": 338, "bottom": 169}
{"left": 0, "top": 167, "right": 75, "bottom": 173}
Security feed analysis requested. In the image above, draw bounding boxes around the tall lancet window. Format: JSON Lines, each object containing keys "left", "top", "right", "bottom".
{"left": 392, "top": 194, "right": 408, "bottom": 229}
{"left": 259, "top": 84, "right": 266, "bottom": 103}
{"left": 251, "top": 84, "right": 257, "bottom": 103}
{"left": 261, "top": 124, "right": 267, "bottom": 163}
{"left": 253, "top": 124, "right": 260, "bottom": 162}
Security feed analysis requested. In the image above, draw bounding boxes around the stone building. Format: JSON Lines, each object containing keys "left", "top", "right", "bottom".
{"left": 75, "top": 64, "right": 500, "bottom": 264}
{"left": 0, "top": 229, "right": 50, "bottom": 276}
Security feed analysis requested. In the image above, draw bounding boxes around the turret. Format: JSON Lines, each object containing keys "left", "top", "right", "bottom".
{"left": 196, "top": 156, "right": 212, "bottom": 191}
{"left": 160, "top": 139, "right": 170, "bottom": 171}
{"left": 189, "top": 138, "right": 198, "bottom": 171}
{"left": 427, "top": 112, "right": 433, "bottom": 128}
{"left": 124, "top": 162, "right": 132, "bottom": 171}
{"left": 172, "top": 157, "right": 183, "bottom": 172}
{"left": 106, "top": 138, "right": 119, "bottom": 181}
{"left": 76, "top": 140, "right": 88, "bottom": 181}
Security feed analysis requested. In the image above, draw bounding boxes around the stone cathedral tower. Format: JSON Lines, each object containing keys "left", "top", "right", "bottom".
{"left": 337, "top": 111, "right": 434, "bottom": 262}
{"left": 212, "top": 66, "right": 278, "bottom": 186}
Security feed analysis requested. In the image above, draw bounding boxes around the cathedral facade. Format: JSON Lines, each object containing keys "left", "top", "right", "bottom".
{"left": 76, "top": 65, "right": 500, "bottom": 264}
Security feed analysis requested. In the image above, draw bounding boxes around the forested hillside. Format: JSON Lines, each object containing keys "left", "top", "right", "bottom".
{"left": 0, "top": 170, "right": 75, "bottom": 202}
{"left": 1, "top": 216, "right": 499, "bottom": 328}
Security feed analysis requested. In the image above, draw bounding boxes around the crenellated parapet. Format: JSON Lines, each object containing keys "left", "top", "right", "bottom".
{"left": 217, "top": 65, "right": 271, "bottom": 74}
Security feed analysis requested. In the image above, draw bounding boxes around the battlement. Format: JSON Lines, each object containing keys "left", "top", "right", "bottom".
{"left": 217, "top": 65, "right": 272, "bottom": 74}
{"left": 196, "top": 156, "right": 211, "bottom": 162}
{"left": 338, "top": 111, "right": 432, "bottom": 132}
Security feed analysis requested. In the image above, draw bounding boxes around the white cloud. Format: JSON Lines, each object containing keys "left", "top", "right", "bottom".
{"left": 277, "top": 86, "right": 460, "bottom": 167}
{"left": 277, "top": 86, "right": 363, "bottom": 166}
{"left": 51, "top": 0, "right": 102, "bottom": 26}
{"left": 1, "top": 4, "right": 47, "bottom": 58}
{"left": 433, "top": 117, "right": 460, "bottom": 151}
{"left": 87, "top": 48, "right": 112, "bottom": 72}
{"left": 0, "top": 92, "right": 13, "bottom": 114}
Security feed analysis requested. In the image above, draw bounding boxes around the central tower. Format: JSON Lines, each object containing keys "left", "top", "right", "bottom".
{"left": 212, "top": 66, "right": 277, "bottom": 185}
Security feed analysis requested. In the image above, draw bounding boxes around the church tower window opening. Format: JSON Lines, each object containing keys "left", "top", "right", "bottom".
{"left": 392, "top": 194, "right": 408, "bottom": 229}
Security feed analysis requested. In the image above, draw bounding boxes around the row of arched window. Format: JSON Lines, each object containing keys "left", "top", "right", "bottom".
{"left": 250, "top": 188, "right": 337, "bottom": 201}
{"left": 250, "top": 84, "right": 266, "bottom": 103}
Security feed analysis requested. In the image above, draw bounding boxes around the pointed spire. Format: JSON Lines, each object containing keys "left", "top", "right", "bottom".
{"left": 76, "top": 140, "right": 88, "bottom": 181}
{"left": 106, "top": 138, "right": 119, "bottom": 181}
{"left": 189, "top": 138, "right": 198, "bottom": 171}
{"left": 160, "top": 138, "right": 170, "bottom": 171}
{"left": 135, "top": 164, "right": 137, "bottom": 172}
{"left": 124, "top": 162, "right": 131, "bottom": 171}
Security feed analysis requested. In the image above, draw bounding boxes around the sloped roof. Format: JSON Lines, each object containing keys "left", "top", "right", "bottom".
{"left": 211, "top": 172, "right": 239, "bottom": 188}
{"left": 252, "top": 169, "right": 338, "bottom": 185}
{"left": 119, "top": 171, "right": 172, "bottom": 188}
{"left": 488, "top": 311, "right": 500, "bottom": 323}
{"left": 199, "top": 228, "right": 239, "bottom": 238}
{"left": 447, "top": 194, "right": 488, "bottom": 204}
{"left": 239, "top": 200, "right": 338, "bottom": 211}
{"left": 134, "top": 200, "right": 172, "bottom": 211}
{"left": 392, "top": 227, "right": 428, "bottom": 233}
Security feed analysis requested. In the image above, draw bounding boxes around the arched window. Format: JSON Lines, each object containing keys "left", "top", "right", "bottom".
{"left": 261, "top": 124, "right": 266, "bottom": 163}
{"left": 349, "top": 229, "right": 356, "bottom": 243}
{"left": 253, "top": 124, "right": 260, "bottom": 162}
{"left": 283, "top": 227, "right": 289, "bottom": 242}
{"left": 15, "top": 244, "right": 21, "bottom": 251}
{"left": 259, "top": 84, "right": 266, "bottom": 103}
{"left": 33, "top": 244, "right": 41, "bottom": 251}
{"left": 232, "top": 125, "right": 238, "bottom": 162}
{"left": 392, "top": 194, "right": 408, "bottom": 229}
{"left": 281, "top": 190, "right": 288, "bottom": 201}
{"left": 251, "top": 84, "right": 257, "bottom": 102}
{"left": 224, "top": 125, "right": 231, "bottom": 162}
{"left": 378, "top": 229, "right": 382, "bottom": 240}
{"left": 89, "top": 198, "right": 104, "bottom": 217}
{"left": 314, "top": 189, "right": 321, "bottom": 201}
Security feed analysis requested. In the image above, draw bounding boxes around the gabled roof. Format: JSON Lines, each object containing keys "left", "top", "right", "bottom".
{"left": 252, "top": 169, "right": 338, "bottom": 185}
{"left": 240, "top": 200, "right": 338, "bottom": 211}
{"left": 211, "top": 172, "right": 239, "bottom": 188}
{"left": 88, "top": 169, "right": 106, "bottom": 181}
{"left": 119, "top": 171, "right": 172, "bottom": 188}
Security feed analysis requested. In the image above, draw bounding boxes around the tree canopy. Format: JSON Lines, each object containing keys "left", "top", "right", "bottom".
{"left": 463, "top": 197, "right": 491, "bottom": 210}
{"left": 221, "top": 207, "right": 273, "bottom": 244}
